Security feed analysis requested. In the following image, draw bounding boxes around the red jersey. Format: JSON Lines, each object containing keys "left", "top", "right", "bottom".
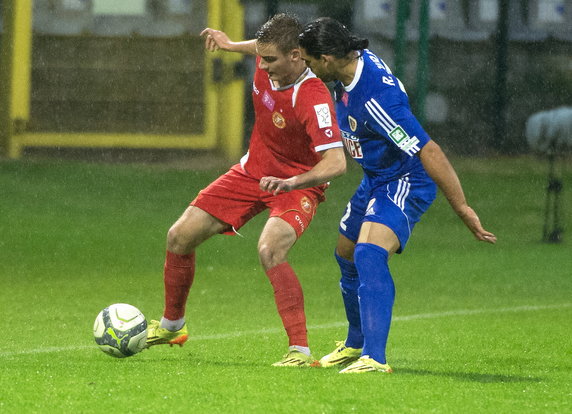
{"left": 240, "top": 58, "right": 343, "bottom": 179}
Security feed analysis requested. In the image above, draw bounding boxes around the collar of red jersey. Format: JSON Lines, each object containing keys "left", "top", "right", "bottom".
{"left": 270, "top": 67, "right": 313, "bottom": 91}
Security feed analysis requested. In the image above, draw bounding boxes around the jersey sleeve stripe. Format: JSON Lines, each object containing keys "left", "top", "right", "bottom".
{"left": 366, "top": 98, "right": 422, "bottom": 156}
{"left": 365, "top": 101, "right": 392, "bottom": 133}
{"left": 315, "top": 141, "right": 344, "bottom": 152}
{"left": 365, "top": 98, "right": 397, "bottom": 132}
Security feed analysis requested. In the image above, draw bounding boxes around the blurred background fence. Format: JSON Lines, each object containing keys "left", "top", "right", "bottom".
{"left": 0, "top": 0, "right": 245, "bottom": 159}
{"left": 1, "top": 0, "right": 571, "bottom": 159}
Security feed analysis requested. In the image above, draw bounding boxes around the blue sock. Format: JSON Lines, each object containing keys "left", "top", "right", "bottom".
{"left": 354, "top": 243, "right": 395, "bottom": 364}
{"left": 335, "top": 252, "right": 364, "bottom": 349}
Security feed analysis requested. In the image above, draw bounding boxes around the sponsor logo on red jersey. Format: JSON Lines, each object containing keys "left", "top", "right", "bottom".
{"left": 262, "top": 90, "right": 275, "bottom": 111}
{"left": 314, "top": 103, "right": 332, "bottom": 128}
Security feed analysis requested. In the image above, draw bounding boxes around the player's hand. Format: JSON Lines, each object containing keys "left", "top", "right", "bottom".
{"left": 458, "top": 206, "right": 497, "bottom": 244}
{"left": 200, "top": 28, "right": 232, "bottom": 52}
{"left": 259, "top": 176, "right": 296, "bottom": 196}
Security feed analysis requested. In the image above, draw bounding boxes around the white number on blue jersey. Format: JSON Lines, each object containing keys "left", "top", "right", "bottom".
{"left": 339, "top": 202, "right": 352, "bottom": 231}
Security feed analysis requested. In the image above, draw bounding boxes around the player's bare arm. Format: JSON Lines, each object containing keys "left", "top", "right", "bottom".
{"left": 200, "top": 28, "right": 257, "bottom": 55}
{"left": 260, "top": 147, "right": 346, "bottom": 196}
{"left": 418, "top": 140, "right": 497, "bottom": 244}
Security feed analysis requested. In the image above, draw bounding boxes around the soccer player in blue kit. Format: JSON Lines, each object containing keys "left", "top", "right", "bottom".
{"left": 299, "top": 18, "right": 497, "bottom": 373}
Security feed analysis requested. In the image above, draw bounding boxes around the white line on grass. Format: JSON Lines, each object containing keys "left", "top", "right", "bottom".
{"left": 1, "top": 303, "right": 569, "bottom": 357}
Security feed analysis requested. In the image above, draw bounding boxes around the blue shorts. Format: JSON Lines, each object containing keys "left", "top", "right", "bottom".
{"left": 339, "top": 172, "right": 437, "bottom": 253}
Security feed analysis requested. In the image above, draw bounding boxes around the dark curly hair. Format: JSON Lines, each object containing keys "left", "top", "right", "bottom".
{"left": 299, "top": 17, "right": 369, "bottom": 59}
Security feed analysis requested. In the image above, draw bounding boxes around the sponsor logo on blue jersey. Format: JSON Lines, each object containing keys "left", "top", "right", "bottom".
{"left": 341, "top": 130, "right": 363, "bottom": 159}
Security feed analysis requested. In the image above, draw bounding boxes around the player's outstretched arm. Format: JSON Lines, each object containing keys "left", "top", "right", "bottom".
{"left": 260, "top": 147, "right": 346, "bottom": 196}
{"left": 418, "top": 140, "right": 497, "bottom": 244}
{"left": 200, "top": 28, "right": 257, "bottom": 55}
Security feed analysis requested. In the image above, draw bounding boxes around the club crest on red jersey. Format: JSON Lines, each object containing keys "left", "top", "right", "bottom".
{"left": 272, "top": 111, "right": 286, "bottom": 129}
{"left": 300, "top": 196, "right": 313, "bottom": 214}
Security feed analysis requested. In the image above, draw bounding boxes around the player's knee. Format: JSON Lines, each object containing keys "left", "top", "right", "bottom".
{"left": 166, "top": 224, "right": 194, "bottom": 254}
{"left": 335, "top": 244, "right": 354, "bottom": 262}
{"left": 258, "top": 243, "right": 287, "bottom": 270}
{"left": 335, "top": 233, "right": 356, "bottom": 262}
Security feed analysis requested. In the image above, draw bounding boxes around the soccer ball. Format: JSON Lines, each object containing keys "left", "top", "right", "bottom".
{"left": 93, "top": 303, "right": 148, "bottom": 358}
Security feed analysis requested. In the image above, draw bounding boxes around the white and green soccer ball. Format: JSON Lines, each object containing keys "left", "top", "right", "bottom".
{"left": 93, "top": 303, "right": 148, "bottom": 358}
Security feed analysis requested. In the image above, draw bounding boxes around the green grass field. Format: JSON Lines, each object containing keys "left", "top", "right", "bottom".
{"left": 0, "top": 156, "right": 570, "bottom": 413}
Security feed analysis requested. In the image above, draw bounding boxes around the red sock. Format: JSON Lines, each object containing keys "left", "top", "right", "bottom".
{"left": 266, "top": 262, "right": 308, "bottom": 347}
{"left": 163, "top": 250, "right": 195, "bottom": 321}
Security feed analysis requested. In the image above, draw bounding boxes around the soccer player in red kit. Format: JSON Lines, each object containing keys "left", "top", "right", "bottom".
{"left": 145, "top": 14, "right": 346, "bottom": 366}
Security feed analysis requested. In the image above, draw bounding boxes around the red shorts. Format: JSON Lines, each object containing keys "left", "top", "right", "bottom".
{"left": 191, "top": 164, "right": 326, "bottom": 238}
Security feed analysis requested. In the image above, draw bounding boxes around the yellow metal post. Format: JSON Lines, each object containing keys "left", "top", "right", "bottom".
{"left": 1, "top": 0, "right": 33, "bottom": 158}
{"left": 204, "top": 0, "right": 223, "bottom": 158}
{"left": 1, "top": 0, "right": 241, "bottom": 159}
{"left": 218, "top": 0, "right": 245, "bottom": 161}
{"left": 206, "top": 0, "right": 244, "bottom": 161}
{"left": 0, "top": 2, "right": 7, "bottom": 156}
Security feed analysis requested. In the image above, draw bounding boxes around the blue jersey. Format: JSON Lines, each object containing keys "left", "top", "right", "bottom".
{"left": 334, "top": 49, "right": 431, "bottom": 183}
{"left": 335, "top": 50, "right": 437, "bottom": 251}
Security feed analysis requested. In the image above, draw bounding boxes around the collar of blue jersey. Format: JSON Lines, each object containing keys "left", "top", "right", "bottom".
{"left": 343, "top": 53, "right": 365, "bottom": 93}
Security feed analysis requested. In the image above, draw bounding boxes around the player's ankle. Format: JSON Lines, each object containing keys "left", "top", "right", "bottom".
{"left": 160, "top": 317, "right": 185, "bottom": 332}
{"left": 289, "top": 345, "right": 311, "bottom": 356}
